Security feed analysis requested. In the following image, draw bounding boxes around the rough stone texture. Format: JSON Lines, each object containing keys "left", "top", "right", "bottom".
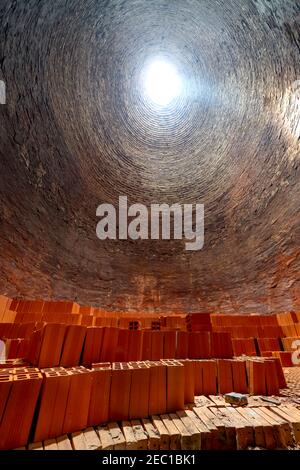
{"left": 0, "top": 0, "right": 299, "bottom": 313}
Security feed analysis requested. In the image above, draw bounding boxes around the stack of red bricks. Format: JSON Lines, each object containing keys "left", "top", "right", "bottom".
{"left": 2, "top": 298, "right": 300, "bottom": 368}
{"left": 1, "top": 323, "right": 235, "bottom": 365}
{"left": 1, "top": 294, "right": 300, "bottom": 451}
{"left": 0, "top": 355, "right": 287, "bottom": 450}
{"left": 211, "top": 312, "right": 300, "bottom": 366}
{"left": 0, "top": 360, "right": 188, "bottom": 449}
{"left": 2, "top": 305, "right": 300, "bottom": 369}
{"left": 8, "top": 299, "right": 188, "bottom": 330}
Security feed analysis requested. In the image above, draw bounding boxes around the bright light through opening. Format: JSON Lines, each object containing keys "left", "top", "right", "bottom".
{"left": 143, "top": 59, "right": 182, "bottom": 106}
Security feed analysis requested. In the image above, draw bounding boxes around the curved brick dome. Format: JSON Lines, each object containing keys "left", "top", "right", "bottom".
{"left": 0, "top": 0, "right": 299, "bottom": 313}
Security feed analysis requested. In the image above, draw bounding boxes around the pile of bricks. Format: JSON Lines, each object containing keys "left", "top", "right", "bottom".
{"left": 1, "top": 294, "right": 300, "bottom": 451}
{"left": 211, "top": 312, "right": 300, "bottom": 339}
{"left": 2, "top": 295, "right": 300, "bottom": 379}
{"left": 0, "top": 356, "right": 288, "bottom": 449}
{"left": 1, "top": 297, "right": 300, "bottom": 368}
{"left": 16, "top": 400, "right": 300, "bottom": 451}
{"left": 2, "top": 323, "right": 235, "bottom": 365}
{"left": 8, "top": 299, "right": 188, "bottom": 330}
{"left": 0, "top": 360, "right": 188, "bottom": 449}
{"left": 3, "top": 321, "right": 299, "bottom": 367}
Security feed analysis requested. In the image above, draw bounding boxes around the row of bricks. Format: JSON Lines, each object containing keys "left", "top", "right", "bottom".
{"left": 9, "top": 317, "right": 300, "bottom": 335}
{"left": 11, "top": 299, "right": 300, "bottom": 324}
{"left": 3, "top": 331, "right": 300, "bottom": 377}
{"left": 191, "top": 357, "right": 286, "bottom": 396}
{"left": 23, "top": 326, "right": 234, "bottom": 366}
{"left": 11, "top": 320, "right": 297, "bottom": 337}
{"left": 212, "top": 325, "right": 300, "bottom": 338}
{"left": 5, "top": 296, "right": 300, "bottom": 327}
{"left": 0, "top": 346, "right": 295, "bottom": 370}
{"left": 211, "top": 312, "right": 300, "bottom": 327}
{"left": 211, "top": 314, "right": 280, "bottom": 327}
{"left": 28, "top": 405, "right": 300, "bottom": 451}
{"left": 0, "top": 355, "right": 287, "bottom": 397}
{"left": 3, "top": 302, "right": 300, "bottom": 338}
{"left": 10, "top": 298, "right": 171, "bottom": 317}
{"left": 261, "top": 351, "right": 297, "bottom": 367}
{"left": 7, "top": 297, "right": 300, "bottom": 330}
{"left": 3, "top": 322, "right": 300, "bottom": 365}
{"left": 3, "top": 317, "right": 300, "bottom": 338}
{"left": 0, "top": 328, "right": 299, "bottom": 357}
{"left": 0, "top": 356, "right": 286, "bottom": 449}
{"left": 8, "top": 298, "right": 187, "bottom": 328}
{"left": 6, "top": 313, "right": 186, "bottom": 330}
{"left": 0, "top": 360, "right": 189, "bottom": 449}
{"left": 232, "top": 337, "right": 300, "bottom": 356}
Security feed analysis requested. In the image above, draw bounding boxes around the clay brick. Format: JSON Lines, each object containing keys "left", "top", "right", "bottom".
{"left": 264, "top": 359, "right": 280, "bottom": 395}
{"left": 257, "top": 338, "right": 281, "bottom": 354}
{"left": 88, "top": 366, "right": 111, "bottom": 426}
{"left": 165, "top": 361, "right": 185, "bottom": 412}
{"left": 148, "top": 361, "right": 167, "bottom": 415}
{"left": 163, "top": 330, "right": 176, "bottom": 359}
{"left": 80, "top": 315, "right": 93, "bottom": 326}
{"left": 34, "top": 371, "right": 62, "bottom": 442}
{"left": 151, "top": 331, "right": 164, "bottom": 360}
{"left": 194, "top": 360, "right": 203, "bottom": 395}
{"left": 176, "top": 331, "right": 188, "bottom": 359}
{"left": 201, "top": 360, "right": 218, "bottom": 395}
{"left": 217, "top": 359, "right": 233, "bottom": 394}
{"left": 60, "top": 325, "right": 86, "bottom": 367}
{"left": 82, "top": 327, "right": 104, "bottom": 366}
{"left": 282, "top": 337, "right": 300, "bottom": 352}
{"left": 48, "top": 369, "right": 72, "bottom": 438}
{"left": 26, "top": 328, "right": 44, "bottom": 365}
{"left": 188, "top": 331, "right": 211, "bottom": 359}
{"left": 17, "top": 322, "right": 36, "bottom": 339}
{"left": 127, "top": 330, "right": 143, "bottom": 361}
{"left": 232, "top": 338, "right": 256, "bottom": 356}
{"left": 115, "top": 329, "right": 130, "bottom": 362}
{"left": 247, "top": 360, "right": 266, "bottom": 395}
{"left": 109, "top": 363, "right": 132, "bottom": 421}
{"left": 38, "top": 323, "right": 67, "bottom": 369}
{"left": 142, "top": 330, "right": 152, "bottom": 360}
{"left": 211, "top": 332, "right": 233, "bottom": 358}
{"left": 5, "top": 339, "right": 20, "bottom": 359}
{"left": 231, "top": 359, "right": 248, "bottom": 393}
{"left": 181, "top": 359, "right": 195, "bottom": 403}
{"left": 0, "top": 374, "right": 13, "bottom": 424}
{"left": 129, "top": 363, "right": 150, "bottom": 419}
{"left": 79, "top": 305, "right": 94, "bottom": 315}
{"left": 186, "top": 313, "right": 212, "bottom": 332}
{"left": 62, "top": 368, "right": 93, "bottom": 434}
{"left": 272, "top": 351, "right": 293, "bottom": 367}
{"left": 100, "top": 327, "right": 119, "bottom": 362}
{"left": 282, "top": 324, "right": 298, "bottom": 337}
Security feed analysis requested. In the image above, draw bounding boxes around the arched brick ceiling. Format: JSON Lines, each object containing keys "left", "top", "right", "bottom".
{"left": 0, "top": 0, "right": 299, "bottom": 313}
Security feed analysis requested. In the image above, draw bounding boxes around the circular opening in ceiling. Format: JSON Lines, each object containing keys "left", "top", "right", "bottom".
{"left": 141, "top": 58, "right": 183, "bottom": 107}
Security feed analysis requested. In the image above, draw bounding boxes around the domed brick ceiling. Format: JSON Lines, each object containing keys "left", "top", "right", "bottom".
{"left": 0, "top": 0, "right": 299, "bottom": 313}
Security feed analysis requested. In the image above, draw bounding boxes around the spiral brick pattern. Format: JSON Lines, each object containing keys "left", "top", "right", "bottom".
{"left": 0, "top": 0, "right": 299, "bottom": 312}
